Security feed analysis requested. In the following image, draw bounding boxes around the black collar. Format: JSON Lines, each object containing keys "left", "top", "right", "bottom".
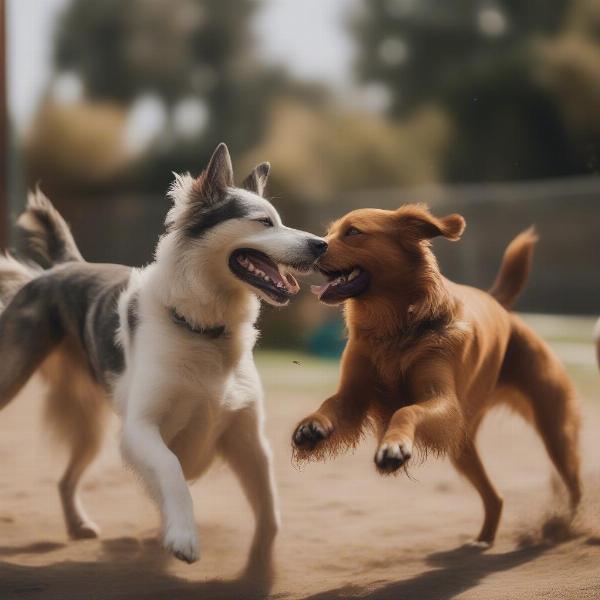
{"left": 170, "top": 308, "right": 226, "bottom": 339}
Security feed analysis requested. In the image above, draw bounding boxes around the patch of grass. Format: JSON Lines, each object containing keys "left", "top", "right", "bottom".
{"left": 520, "top": 313, "right": 597, "bottom": 344}
{"left": 566, "top": 364, "right": 599, "bottom": 402}
{"left": 256, "top": 351, "right": 340, "bottom": 397}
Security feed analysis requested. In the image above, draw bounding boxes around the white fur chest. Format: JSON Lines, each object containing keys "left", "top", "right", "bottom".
{"left": 116, "top": 287, "right": 260, "bottom": 444}
{"left": 112, "top": 253, "right": 263, "bottom": 480}
{"left": 135, "top": 321, "right": 261, "bottom": 480}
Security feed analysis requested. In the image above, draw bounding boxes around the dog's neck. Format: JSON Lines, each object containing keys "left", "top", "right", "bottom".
{"left": 346, "top": 252, "right": 456, "bottom": 341}
{"left": 169, "top": 308, "right": 227, "bottom": 338}
{"left": 149, "top": 235, "right": 260, "bottom": 334}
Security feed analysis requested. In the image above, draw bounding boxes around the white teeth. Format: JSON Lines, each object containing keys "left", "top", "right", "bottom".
{"left": 330, "top": 271, "right": 357, "bottom": 286}
{"left": 238, "top": 256, "right": 287, "bottom": 290}
{"left": 329, "top": 269, "right": 359, "bottom": 286}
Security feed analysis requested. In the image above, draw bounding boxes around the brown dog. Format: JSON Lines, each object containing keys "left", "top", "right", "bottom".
{"left": 293, "top": 205, "right": 581, "bottom": 546}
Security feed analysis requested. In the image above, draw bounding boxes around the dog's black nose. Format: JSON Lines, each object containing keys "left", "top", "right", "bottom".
{"left": 308, "top": 239, "right": 328, "bottom": 257}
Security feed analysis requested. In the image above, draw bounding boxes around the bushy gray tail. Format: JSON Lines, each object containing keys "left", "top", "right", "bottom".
{"left": 16, "top": 188, "right": 83, "bottom": 268}
{"left": 0, "top": 254, "right": 40, "bottom": 310}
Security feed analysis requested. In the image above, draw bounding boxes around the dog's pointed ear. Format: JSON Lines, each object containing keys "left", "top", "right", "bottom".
{"left": 242, "top": 162, "right": 270, "bottom": 196}
{"left": 192, "top": 143, "right": 234, "bottom": 205}
{"left": 397, "top": 205, "right": 466, "bottom": 241}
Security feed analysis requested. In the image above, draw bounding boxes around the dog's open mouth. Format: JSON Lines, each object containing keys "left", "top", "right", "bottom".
{"left": 229, "top": 249, "right": 300, "bottom": 305}
{"left": 311, "top": 267, "right": 370, "bottom": 303}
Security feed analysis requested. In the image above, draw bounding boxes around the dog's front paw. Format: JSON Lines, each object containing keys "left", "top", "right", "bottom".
{"left": 374, "top": 441, "right": 412, "bottom": 473}
{"left": 293, "top": 416, "right": 332, "bottom": 450}
{"left": 163, "top": 525, "right": 200, "bottom": 564}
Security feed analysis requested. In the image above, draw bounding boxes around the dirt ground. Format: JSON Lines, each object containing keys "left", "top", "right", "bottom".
{"left": 0, "top": 323, "right": 599, "bottom": 600}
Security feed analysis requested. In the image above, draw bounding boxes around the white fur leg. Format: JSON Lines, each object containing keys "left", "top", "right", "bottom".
{"left": 163, "top": 521, "right": 200, "bottom": 564}
{"left": 121, "top": 420, "right": 199, "bottom": 563}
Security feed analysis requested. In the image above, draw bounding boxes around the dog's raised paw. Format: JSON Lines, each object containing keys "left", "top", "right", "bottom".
{"left": 374, "top": 441, "right": 412, "bottom": 473}
{"left": 293, "top": 419, "right": 330, "bottom": 449}
{"left": 163, "top": 527, "right": 200, "bottom": 564}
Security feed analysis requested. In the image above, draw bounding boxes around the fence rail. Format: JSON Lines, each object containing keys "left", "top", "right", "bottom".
{"left": 14, "top": 175, "right": 600, "bottom": 315}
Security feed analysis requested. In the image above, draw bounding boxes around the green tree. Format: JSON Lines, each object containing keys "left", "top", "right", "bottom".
{"left": 351, "top": 0, "right": 593, "bottom": 182}
{"left": 53, "top": 0, "right": 283, "bottom": 189}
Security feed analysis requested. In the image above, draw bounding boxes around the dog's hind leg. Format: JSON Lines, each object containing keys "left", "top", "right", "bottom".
{"left": 59, "top": 439, "right": 103, "bottom": 539}
{"left": 42, "top": 348, "right": 109, "bottom": 539}
{"left": 0, "top": 279, "right": 63, "bottom": 410}
{"left": 451, "top": 437, "right": 503, "bottom": 547}
{"left": 500, "top": 315, "right": 582, "bottom": 512}
{"left": 220, "top": 405, "right": 279, "bottom": 588}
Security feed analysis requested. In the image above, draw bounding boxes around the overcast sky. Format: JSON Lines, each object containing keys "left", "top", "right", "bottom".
{"left": 7, "top": 0, "right": 358, "bottom": 130}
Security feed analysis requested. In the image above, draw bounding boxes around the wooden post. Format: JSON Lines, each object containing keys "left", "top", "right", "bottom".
{"left": 0, "top": 0, "right": 6, "bottom": 248}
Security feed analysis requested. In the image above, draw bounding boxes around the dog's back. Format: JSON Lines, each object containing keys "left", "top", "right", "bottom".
{"left": 0, "top": 191, "right": 129, "bottom": 540}
{"left": 0, "top": 190, "right": 83, "bottom": 403}
{"left": 453, "top": 228, "right": 581, "bottom": 521}
{"left": 444, "top": 226, "right": 539, "bottom": 389}
{"left": 0, "top": 190, "right": 132, "bottom": 400}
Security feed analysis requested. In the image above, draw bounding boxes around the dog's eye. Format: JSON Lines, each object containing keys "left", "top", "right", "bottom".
{"left": 345, "top": 226, "right": 361, "bottom": 237}
{"left": 255, "top": 217, "right": 274, "bottom": 227}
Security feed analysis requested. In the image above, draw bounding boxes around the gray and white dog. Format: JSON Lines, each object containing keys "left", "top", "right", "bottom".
{"left": 0, "top": 143, "right": 326, "bottom": 579}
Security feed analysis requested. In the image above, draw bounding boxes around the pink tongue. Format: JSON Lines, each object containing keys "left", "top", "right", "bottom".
{"left": 311, "top": 282, "right": 331, "bottom": 297}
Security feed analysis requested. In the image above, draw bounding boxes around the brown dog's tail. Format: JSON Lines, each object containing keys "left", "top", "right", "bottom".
{"left": 489, "top": 226, "right": 538, "bottom": 309}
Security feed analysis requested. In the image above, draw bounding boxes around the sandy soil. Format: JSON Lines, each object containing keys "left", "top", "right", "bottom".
{"left": 0, "top": 350, "right": 599, "bottom": 600}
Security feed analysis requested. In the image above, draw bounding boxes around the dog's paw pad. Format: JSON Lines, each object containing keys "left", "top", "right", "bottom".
{"left": 374, "top": 442, "right": 412, "bottom": 473}
{"left": 164, "top": 528, "right": 200, "bottom": 564}
{"left": 293, "top": 420, "right": 330, "bottom": 448}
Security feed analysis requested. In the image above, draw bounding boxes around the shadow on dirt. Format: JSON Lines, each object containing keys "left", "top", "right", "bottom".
{"left": 0, "top": 535, "right": 270, "bottom": 600}
{"left": 301, "top": 543, "right": 550, "bottom": 600}
{"left": 0, "top": 541, "right": 66, "bottom": 557}
{"left": 0, "top": 533, "right": 586, "bottom": 600}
